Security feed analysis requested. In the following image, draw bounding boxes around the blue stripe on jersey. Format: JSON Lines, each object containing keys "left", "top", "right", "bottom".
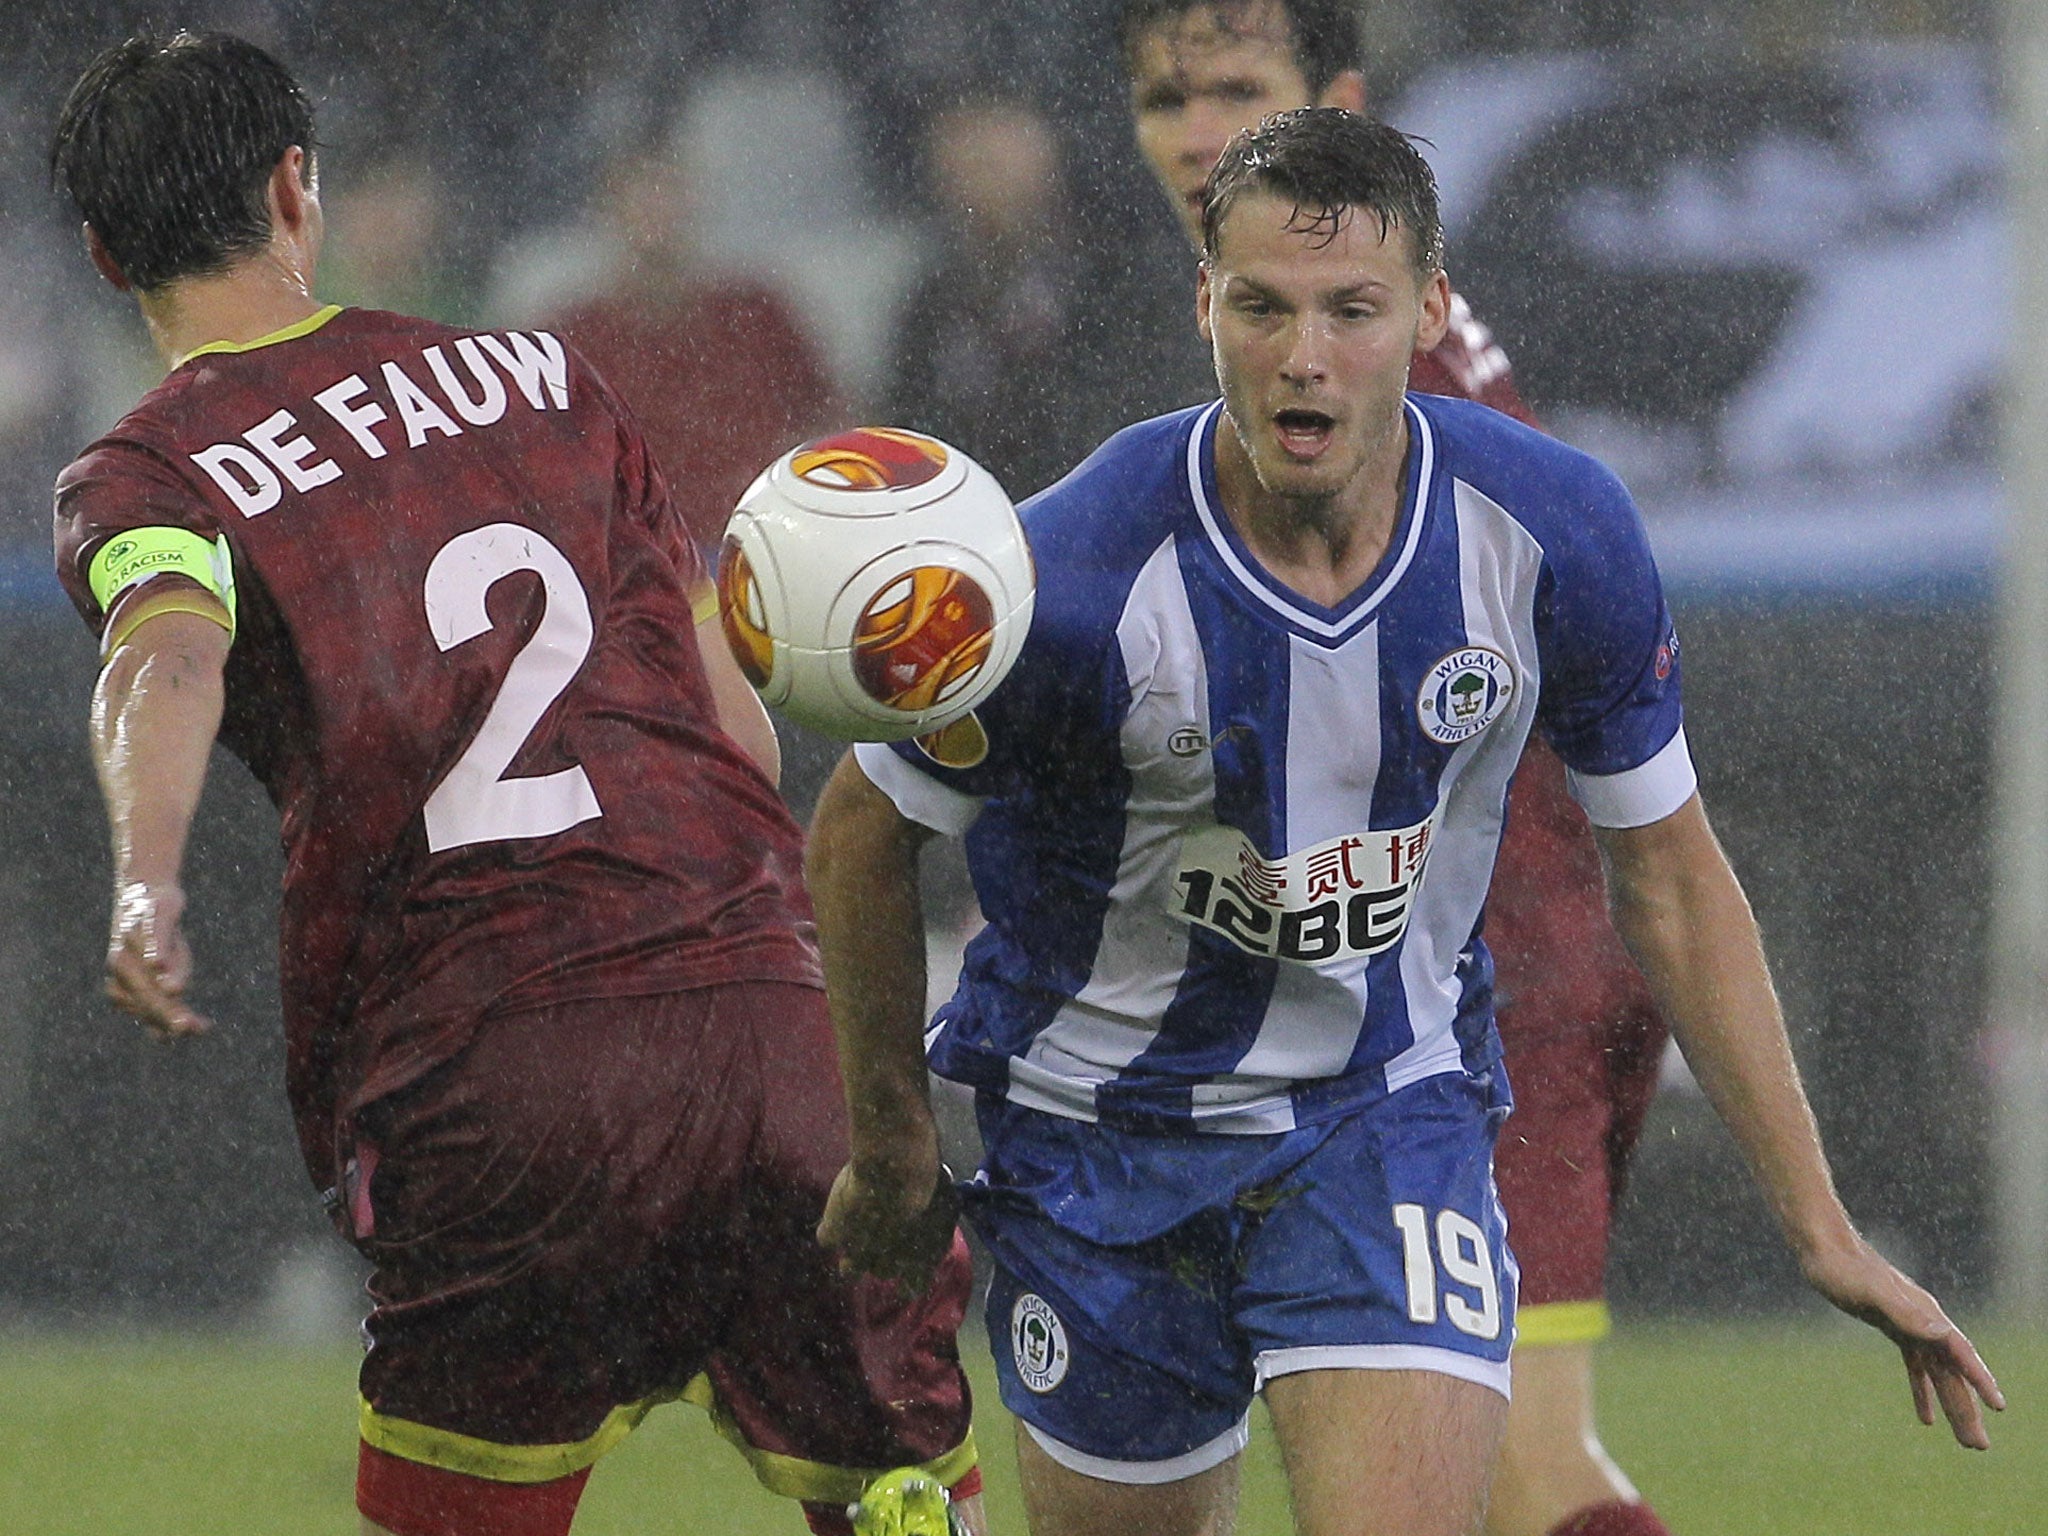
{"left": 1451, "top": 943, "right": 1503, "bottom": 1088}
{"left": 1096, "top": 530, "right": 1294, "bottom": 1124}
{"left": 944, "top": 716, "right": 1135, "bottom": 1096}
{"left": 918, "top": 421, "right": 1190, "bottom": 1100}
{"left": 1369, "top": 407, "right": 1467, "bottom": 823}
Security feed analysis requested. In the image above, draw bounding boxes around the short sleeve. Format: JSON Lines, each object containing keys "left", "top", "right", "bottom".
{"left": 851, "top": 576, "right": 1129, "bottom": 837}
{"left": 53, "top": 438, "right": 226, "bottom": 641}
{"left": 855, "top": 739, "right": 984, "bottom": 834}
{"left": 590, "top": 356, "right": 712, "bottom": 614}
{"left": 1533, "top": 462, "right": 1694, "bottom": 829}
{"left": 852, "top": 674, "right": 1036, "bottom": 836}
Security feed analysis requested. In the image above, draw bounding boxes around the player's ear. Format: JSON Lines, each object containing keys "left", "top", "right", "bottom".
{"left": 83, "top": 224, "right": 132, "bottom": 292}
{"left": 1415, "top": 267, "right": 1451, "bottom": 352}
{"left": 1317, "top": 69, "right": 1368, "bottom": 114}
{"left": 269, "top": 147, "right": 319, "bottom": 238}
{"left": 268, "top": 146, "right": 324, "bottom": 273}
{"left": 1196, "top": 259, "right": 1214, "bottom": 342}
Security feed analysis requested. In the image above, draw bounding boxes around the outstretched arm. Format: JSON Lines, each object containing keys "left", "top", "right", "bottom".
{"left": 1596, "top": 794, "right": 2005, "bottom": 1448}
{"left": 90, "top": 590, "right": 231, "bottom": 1038}
{"left": 807, "top": 751, "right": 957, "bottom": 1289}
{"left": 694, "top": 606, "right": 780, "bottom": 787}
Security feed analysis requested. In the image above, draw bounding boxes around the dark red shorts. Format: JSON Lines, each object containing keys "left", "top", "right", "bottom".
{"left": 1486, "top": 740, "right": 1670, "bottom": 1342}
{"left": 339, "top": 982, "right": 974, "bottom": 1503}
{"left": 1492, "top": 1002, "right": 1667, "bottom": 1331}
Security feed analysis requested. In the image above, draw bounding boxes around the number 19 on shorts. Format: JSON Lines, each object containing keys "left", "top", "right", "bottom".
{"left": 1392, "top": 1203, "right": 1502, "bottom": 1341}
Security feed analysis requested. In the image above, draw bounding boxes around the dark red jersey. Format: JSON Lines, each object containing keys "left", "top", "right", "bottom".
{"left": 1486, "top": 743, "right": 1658, "bottom": 1045}
{"left": 1399, "top": 294, "right": 1651, "bottom": 1051}
{"left": 1404, "top": 293, "right": 1660, "bottom": 1104}
{"left": 1409, "top": 283, "right": 1667, "bottom": 1315}
{"left": 1411, "top": 290, "right": 1535, "bottom": 427}
{"left": 54, "top": 306, "right": 820, "bottom": 1186}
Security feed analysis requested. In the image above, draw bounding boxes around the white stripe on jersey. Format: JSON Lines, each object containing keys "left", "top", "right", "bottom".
{"left": 1385, "top": 480, "right": 1548, "bottom": 1094}
{"left": 1226, "top": 625, "right": 1386, "bottom": 1106}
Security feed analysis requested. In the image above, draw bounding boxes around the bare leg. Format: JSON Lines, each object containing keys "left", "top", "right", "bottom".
{"left": 1014, "top": 1419, "right": 1240, "bottom": 1536}
{"left": 1485, "top": 1343, "right": 1640, "bottom": 1536}
{"left": 1263, "top": 1369, "right": 1508, "bottom": 1536}
{"left": 951, "top": 1491, "right": 990, "bottom": 1535}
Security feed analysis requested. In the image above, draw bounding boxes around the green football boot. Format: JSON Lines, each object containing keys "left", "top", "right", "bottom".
{"left": 847, "top": 1467, "right": 967, "bottom": 1536}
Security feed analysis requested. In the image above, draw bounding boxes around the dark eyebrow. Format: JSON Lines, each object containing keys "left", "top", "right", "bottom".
{"left": 1196, "top": 72, "right": 1269, "bottom": 97}
{"left": 1135, "top": 78, "right": 1187, "bottom": 110}
{"left": 1225, "top": 273, "right": 1286, "bottom": 304}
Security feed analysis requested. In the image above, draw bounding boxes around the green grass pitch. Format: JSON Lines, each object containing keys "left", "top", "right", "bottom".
{"left": 0, "top": 1318, "right": 2035, "bottom": 1534}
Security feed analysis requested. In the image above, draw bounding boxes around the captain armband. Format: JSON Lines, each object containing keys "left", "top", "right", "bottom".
{"left": 87, "top": 526, "right": 237, "bottom": 655}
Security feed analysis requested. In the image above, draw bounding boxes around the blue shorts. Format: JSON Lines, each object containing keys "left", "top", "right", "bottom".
{"left": 962, "top": 1072, "right": 1516, "bottom": 1482}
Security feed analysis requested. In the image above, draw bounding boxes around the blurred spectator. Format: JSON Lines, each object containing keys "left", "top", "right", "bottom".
{"left": 0, "top": 229, "right": 71, "bottom": 550}
{"left": 547, "top": 144, "right": 837, "bottom": 547}
{"left": 886, "top": 91, "right": 1122, "bottom": 501}
{"left": 317, "top": 149, "right": 470, "bottom": 323}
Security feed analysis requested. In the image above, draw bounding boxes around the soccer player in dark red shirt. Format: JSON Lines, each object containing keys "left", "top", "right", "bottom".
{"left": 50, "top": 32, "right": 982, "bottom": 1536}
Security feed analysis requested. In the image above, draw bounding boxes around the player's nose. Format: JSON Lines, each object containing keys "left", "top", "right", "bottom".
{"left": 1278, "top": 318, "right": 1331, "bottom": 381}
{"left": 1183, "top": 101, "right": 1246, "bottom": 170}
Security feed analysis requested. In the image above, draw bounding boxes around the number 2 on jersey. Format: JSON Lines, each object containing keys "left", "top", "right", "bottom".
{"left": 421, "top": 523, "right": 600, "bottom": 853}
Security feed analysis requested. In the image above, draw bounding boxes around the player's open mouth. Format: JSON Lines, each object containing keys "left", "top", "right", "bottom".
{"left": 1273, "top": 409, "right": 1336, "bottom": 459}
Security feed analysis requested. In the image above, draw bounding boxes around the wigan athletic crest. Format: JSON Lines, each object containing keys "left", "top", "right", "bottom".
{"left": 1417, "top": 647, "right": 1515, "bottom": 745}
{"left": 1009, "top": 1292, "right": 1071, "bottom": 1393}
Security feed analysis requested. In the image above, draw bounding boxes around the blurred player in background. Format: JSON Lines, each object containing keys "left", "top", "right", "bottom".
{"left": 886, "top": 90, "right": 1108, "bottom": 511}
{"left": 49, "top": 32, "right": 979, "bottom": 1536}
{"left": 1119, "top": 0, "right": 1528, "bottom": 423}
{"left": 813, "top": 106, "right": 2000, "bottom": 1536}
{"left": 1116, "top": 4, "right": 1672, "bottom": 1532}
{"left": 550, "top": 142, "right": 838, "bottom": 552}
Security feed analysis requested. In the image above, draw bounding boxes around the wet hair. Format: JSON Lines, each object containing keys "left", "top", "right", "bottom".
{"left": 1118, "top": 0, "right": 1362, "bottom": 98}
{"left": 1201, "top": 107, "right": 1443, "bottom": 278}
{"left": 50, "top": 31, "right": 316, "bottom": 293}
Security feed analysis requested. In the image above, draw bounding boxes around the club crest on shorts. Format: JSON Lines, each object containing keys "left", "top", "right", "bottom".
{"left": 1009, "top": 1293, "right": 1070, "bottom": 1393}
{"left": 1417, "top": 647, "right": 1515, "bottom": 745}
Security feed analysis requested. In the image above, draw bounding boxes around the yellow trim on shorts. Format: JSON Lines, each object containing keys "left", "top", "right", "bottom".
{"left": 679, "top": 1373, "right": 981, "bottom": 1505}
{"left": 176, "top": 303, "right": 343, "bottom": 366}
{"left": 357, "top": 1387, "right": 680, "bottom": 1484}
{"left": 358, "top": 1375, "right": 977, "bottom": 1500}
{"left": 1516, "top": 1299, "right": 1612, "bottom": 1347}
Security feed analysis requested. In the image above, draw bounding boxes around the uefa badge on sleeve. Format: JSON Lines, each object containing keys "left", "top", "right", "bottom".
{"left": 1417, "top": 647, "right": 1515, "bottom": 745}
{"left": 1009, "top": 1292, "right": 1071, "bottom": 1394}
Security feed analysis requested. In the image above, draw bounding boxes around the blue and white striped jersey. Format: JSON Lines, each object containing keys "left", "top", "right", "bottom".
{"left": 857, "top": 395, "right": 1693, "bottom": 1135}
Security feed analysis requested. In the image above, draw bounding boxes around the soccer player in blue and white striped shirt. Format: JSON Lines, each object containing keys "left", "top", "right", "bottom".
{"left": 814, "top": 108, "right": 2001, "bottom": 1536}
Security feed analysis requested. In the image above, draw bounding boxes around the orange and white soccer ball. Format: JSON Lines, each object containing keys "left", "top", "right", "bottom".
{"left": 717, "top": 427, "right": 1035, "bottom": 745}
